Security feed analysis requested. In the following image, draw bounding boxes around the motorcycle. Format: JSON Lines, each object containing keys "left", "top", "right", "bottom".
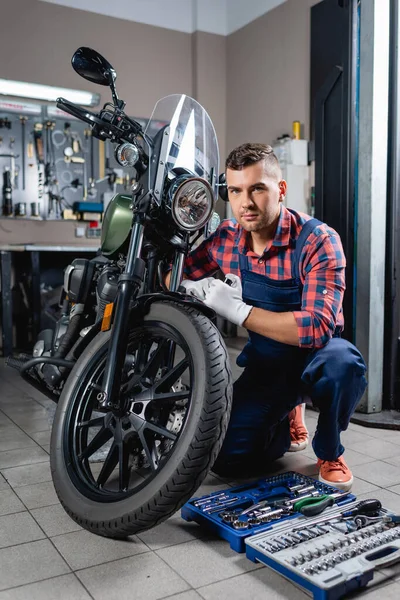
{"left": 8, "top": 47, "right": 232, "bottom": 538}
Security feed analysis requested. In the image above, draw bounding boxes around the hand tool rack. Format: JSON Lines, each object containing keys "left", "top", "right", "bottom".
{"left": 181, "top": 471, "right": 356, "bottom": 553}
{"left": 245, "top": 499, "right": 400, "bottom": 600}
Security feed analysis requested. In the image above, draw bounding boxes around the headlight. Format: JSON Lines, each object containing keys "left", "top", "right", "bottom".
{"left": 171, "top": 177, "right": 214, "bottom": 231}
{"left": 115, "top": 142, "right": 139, "bottom": 167}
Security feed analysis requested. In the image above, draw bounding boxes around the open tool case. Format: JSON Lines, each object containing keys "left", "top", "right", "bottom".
{"left": 245, "top": 499, "right": 400, "bottom": 600}
{"left": 181, "top": 472, "right": 400, "bottom": 599}
{"left": 181, "top": 471, "right": 356, "bottom": 553}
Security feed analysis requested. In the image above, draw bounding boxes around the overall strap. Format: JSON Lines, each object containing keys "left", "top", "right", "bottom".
{"left": 291, "top": 217, "right": 323, "bottom": 280}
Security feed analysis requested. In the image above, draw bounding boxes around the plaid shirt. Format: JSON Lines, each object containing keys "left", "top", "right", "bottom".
{"left": 184, "top": 205, "right": 346, "bottom": 349}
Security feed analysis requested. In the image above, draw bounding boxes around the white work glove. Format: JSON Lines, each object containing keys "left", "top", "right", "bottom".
{"left": 203, "top": 273, "right": 253, "bottom": 326}
{"left": 179, "top": 277, "right": 214, "bottom": 300}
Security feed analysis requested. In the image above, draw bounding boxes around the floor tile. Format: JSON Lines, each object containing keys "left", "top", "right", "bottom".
{"left": 0, "top": 430, "right": 37, "bottom": 453}
{"left": 0, "top": 511, "right": 45, "bottom": 549}
{"left": 30, "top": 430, "right": 51, "bottom": 446}
{"left": 0, "top": 446, "right": 49, "bottom": 469}
{"left": 2, "top": 405, "right": 49, "bottom": 420}
{"left": 0, "top": 474, "right": 10, "bottom": 492}
{"left": 389, "top": 484, "right": 400, "bottom": 496}
{"left": 76, "top": 552, "right": 190, "bottom": 600}
{"left": 383, "top": 455, "right": 400, "bottom": 467}
{"left": 31, "top": 504, "right": 82, "bottom": 537}
{"left": 10, "top": 417, "right": 51, "bottom": 434}
{"left": 339, "top": 448, "right": 375, "bottom": 468}
{"left": 358, "top": 580, "right": 400, "bottom": 599}
{"left": 0, "top": 574, "right": 91, "bottom": 599}
{"left": 52, "top": 529, "right": 149, "bottom": 570}
{"left": 0, "top": 489, "right": 26, "bottom": 516}
{"left": 197, "top": 567, "right": 309, "bottom": 600}
{"left": 357, "top": 425, "right": 400, "bottom": 440}
{"left": 341, "top": 429, "right": 377, "bottom": 447}
{"left": 156, "top": 539, "right": 261, "bottom": 588}
{"left": 350, "top": 477, "right": 380, "bottom": 496}
{"left": 192, "top": 473, "right": 231, "bottom": 498}
{"left": 13, "top": 481, "right": 59, "bottom": 509}
{"left": 352, "top": 461, "right": 400, "bottom": 488}
{"left": 348, "top": 439, "right": 400, "bottom": 461}
{"left": 356, "top": 488, "right": 400, "bottom": 513}
{"left": 270, "top": 453, "right": 318, "bottom": 476}
{"left": 1, "top": 461, "right": 51, "bottom": 487}
{"left": 137, "top": 510, "right": 208, "bottom": 551}
{"left": 384, "top": 433, "right": 400, "bottom": 446}
{"left": 167, "top": 592, "right": 203, "bottom": 600}
{"left": 0, "top": 539, "right": 69, "bottom": 591}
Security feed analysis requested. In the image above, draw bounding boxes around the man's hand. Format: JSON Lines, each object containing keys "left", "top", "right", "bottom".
{"left": 179, "top": 277, "right": 214, "bottom": 300}
{"left": 203, "top": 273, "right": 252, "bottom": 326}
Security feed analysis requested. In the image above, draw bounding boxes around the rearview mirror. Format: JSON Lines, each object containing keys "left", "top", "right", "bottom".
{"left": 71, "top": 47, "right": 116, "bottom": 87}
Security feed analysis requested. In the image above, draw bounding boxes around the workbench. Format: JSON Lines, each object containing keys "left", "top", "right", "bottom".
{"left": 0, "top": 243, "right": 98, "bottom": 356}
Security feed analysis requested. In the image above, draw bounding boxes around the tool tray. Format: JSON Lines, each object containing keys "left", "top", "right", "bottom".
{"left": 181, "top": 471, "right": 356, "bottom": 553}
{"left": 245, "top": 500, "right": 400, "bottom": 600}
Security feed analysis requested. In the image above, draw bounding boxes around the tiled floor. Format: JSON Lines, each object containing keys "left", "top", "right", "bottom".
{"left": 2, "top": 357, "right": 400, "bottom": 599}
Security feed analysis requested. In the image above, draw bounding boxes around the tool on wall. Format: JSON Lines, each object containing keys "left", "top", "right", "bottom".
{"left": 19, "top": 116, "right": 28, "bottom": 190}
{"left": 33, "top": 122, "right": 45, "bottom": 215}
{"left": 0, "top": 117, "right": 11, "bottom": 129}
{"left": 84, "top": 127, "right": 97, "bottom": 198}
{"left": 2, "top": 169, "right": 12, "bottom": 216}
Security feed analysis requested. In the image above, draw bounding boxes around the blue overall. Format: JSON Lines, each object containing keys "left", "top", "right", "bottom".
{"left": 212, "top": 217, "right": 367, "bottom": 477}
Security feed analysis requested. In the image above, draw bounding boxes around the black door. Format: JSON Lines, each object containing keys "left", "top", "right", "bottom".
{"left": 384, "top": 0, "right": 400, "bottom": 410}
{"left": 310, "top": 0, "right": 358, "bottom": 341}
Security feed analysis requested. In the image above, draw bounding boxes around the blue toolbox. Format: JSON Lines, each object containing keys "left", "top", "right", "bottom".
{"left": 181, "top": 471, "right": 356, "bottom": 553}
{"left": 245, "top": 498, "right": 400, "bottom": 600}
{"left": 181, "top": 472, "right": 400, "bottom": 599}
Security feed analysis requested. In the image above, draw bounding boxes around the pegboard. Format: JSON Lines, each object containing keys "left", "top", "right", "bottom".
{"left": 0, "top": 100, "right": 147, "bottom": 220}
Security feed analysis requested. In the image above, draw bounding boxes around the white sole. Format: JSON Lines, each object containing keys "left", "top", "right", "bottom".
{"left": 288, "top": 438, "right": 309, "bottom": 452}
{"left": 318, "top": 472, "right": 354, "bottom": 492}
{"left": 289, "top": 404, "right": 309, "bottom": 452}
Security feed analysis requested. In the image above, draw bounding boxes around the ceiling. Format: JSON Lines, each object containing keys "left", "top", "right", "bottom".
{"left": 40, "top": 0, "right": 287, "bottom": 36}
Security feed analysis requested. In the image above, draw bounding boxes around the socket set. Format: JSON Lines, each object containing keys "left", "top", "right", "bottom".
{"left": 245, "top": 498, "right": 400, "bottom": 600}
{"left": 181, "top": 471, "right": 355, "bottom": 552}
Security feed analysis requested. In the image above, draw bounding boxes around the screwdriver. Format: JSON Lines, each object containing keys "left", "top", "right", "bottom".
{"left": 293, "top": 492, "right": 350, "bottom": 517}
{"left": 292, "top": 498, "right": 382, "bottom": 531}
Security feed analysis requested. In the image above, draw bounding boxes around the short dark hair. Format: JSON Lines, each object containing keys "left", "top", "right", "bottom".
{"left": 226, "top": 143, "right": 281, "bottom": 179}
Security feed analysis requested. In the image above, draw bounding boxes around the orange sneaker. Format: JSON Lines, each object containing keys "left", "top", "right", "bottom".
{"left": 317, "top": 456, "right": 353, "bottom": 492}
{"left": 288, "top": 403, "right": 309, "bottom": 452}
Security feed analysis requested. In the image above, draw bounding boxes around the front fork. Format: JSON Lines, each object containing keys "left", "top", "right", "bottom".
{"left": 97, "top": 223, "right": 187, "bottom": 410}
{"left": 97, "top": 218, "right": 145, "bottom": 410}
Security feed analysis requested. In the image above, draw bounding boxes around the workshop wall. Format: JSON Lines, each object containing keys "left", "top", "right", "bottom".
{"left": 0, "top": 0, "right": 192, "bottom": 120}
{"left": 226, "top": 0, "right": 321, "bottom": 152}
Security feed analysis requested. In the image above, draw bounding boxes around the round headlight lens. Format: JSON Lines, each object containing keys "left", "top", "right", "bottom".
{"left": 171, "top": 178, "right": 214, "bottom": 231}
{"left": 115, "top": 142, "right": 139, "bottom": 167}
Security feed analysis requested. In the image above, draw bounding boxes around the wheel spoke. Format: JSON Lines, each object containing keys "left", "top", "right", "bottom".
{"left": 145, "top": 421, "right": 177, "bottom": 441}
{"left": 118, "top": 440, "right": 131, "bottom": 491}
{"left": 152, "top": 390, "right": 190, "bottom": 403}
{"left": 138, "top": 430, "right": 158, "bottom": 471}
{"left": 141, "top": 339, "right": 169, "bottom": 381}
{"left": 97, "top": 442, "right": 119, "bottom": 487}
{"left": 79, "top": 425, "right": 113, "bottom": 461}
{"left": 77, "top": 416, "right": 105, "bottom": 430}
{"left": 155, "top": 358, "right": 189, "bottom": 393}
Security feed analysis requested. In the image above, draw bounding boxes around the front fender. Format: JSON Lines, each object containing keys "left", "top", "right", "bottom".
{"left": 130, "top": 292, "right": 217, "bottom": 323}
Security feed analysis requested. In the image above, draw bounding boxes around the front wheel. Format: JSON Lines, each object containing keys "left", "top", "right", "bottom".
{"left": 50, "top": 301, "right": 232, "bottom": 538}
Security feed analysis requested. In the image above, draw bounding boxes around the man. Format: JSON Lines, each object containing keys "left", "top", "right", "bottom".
{"left": 180, "top": 143, "right": 367, "bottom": 491}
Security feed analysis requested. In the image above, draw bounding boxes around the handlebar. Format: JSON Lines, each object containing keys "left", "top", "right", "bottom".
{"left": 56, "top": 97, "right": 143, "bottom": 144}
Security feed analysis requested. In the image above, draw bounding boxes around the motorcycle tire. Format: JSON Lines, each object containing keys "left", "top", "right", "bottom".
{"left": 50, "top": 301, "right": 232, "bottom": 538}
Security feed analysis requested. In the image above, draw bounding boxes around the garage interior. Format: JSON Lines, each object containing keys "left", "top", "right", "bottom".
{"left": 1, "top": 0, "right": 400, "bottom": 598}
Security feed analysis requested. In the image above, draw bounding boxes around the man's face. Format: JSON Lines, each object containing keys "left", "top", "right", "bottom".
{"left": 226, "top": 161, "right": 285, "bottom": 233}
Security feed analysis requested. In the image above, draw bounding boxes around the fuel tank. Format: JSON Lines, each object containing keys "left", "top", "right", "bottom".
{"left": 100, "top": 194, "right": 132, "bottom": 257}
